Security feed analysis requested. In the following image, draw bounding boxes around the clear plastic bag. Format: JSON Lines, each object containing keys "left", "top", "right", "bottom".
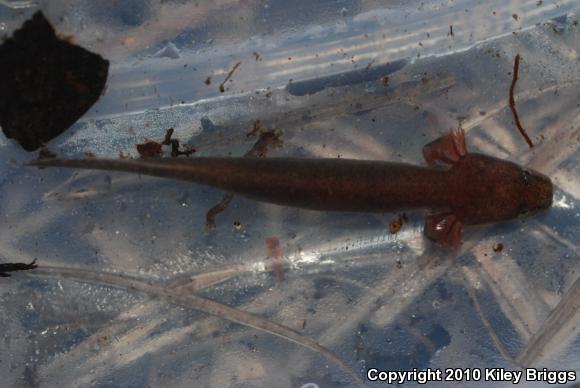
{"left": 1, "top": 1, "right": 579, "bottom": 387}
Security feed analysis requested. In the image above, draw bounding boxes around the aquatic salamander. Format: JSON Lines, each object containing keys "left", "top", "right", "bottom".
{"left": 30, "top": 129, "right": 552, "bottom": 247}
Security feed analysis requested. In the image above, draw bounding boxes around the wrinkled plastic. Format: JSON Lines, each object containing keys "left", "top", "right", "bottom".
{"left": 0, "top": 1, "right": 579, "bottom": 387}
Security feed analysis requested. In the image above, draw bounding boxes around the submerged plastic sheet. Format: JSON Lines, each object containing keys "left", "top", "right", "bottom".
{"left": 1, "top": 1, "right": 579, "bottom": 387}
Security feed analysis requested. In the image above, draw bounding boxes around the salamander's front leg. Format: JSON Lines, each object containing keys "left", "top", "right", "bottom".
{"left": 424, "top": 212, "right": 462, "bottom": 248}
{"left": 422, "top": 128, "right": 467, "bottom": 248}
{"left": 422, "top": 128, "right": 466, "bottom": 167}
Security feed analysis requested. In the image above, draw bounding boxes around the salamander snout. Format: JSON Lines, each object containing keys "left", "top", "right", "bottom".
{"left": 517, "top": 168, "right": 553, "bottom": 216}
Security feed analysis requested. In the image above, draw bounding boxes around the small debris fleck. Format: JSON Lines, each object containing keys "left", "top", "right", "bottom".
{"left": 389, "top": 213, "right": 407, "bottom": 234}
{"left": 161, "top": 128, "right": 174, "bottom": 145}
{"left": 136, "top": 140, "right": 163, "bottom": 158}
{"left": 266, "top": 237, "right": 282, "bottom": 258}
{"left": 266, "top": 237, "right": 284, "bottom": 281}
{"left": 382, "top": 76, "right": 389, "bottom": 87}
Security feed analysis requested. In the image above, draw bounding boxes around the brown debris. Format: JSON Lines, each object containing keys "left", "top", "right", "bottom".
{"left": 136, "top": 140, "right": 163, "bottom": 158}
{"left": 161, "top": 128, "right": 175, "bottom": 145}
{"left": 245, "top": 129, "right": 283, "bottom": 158}
{"left": 137, "top": 128, "right": 195, "bottom": 159}
{"left": 508, "top": 54, "right": 534, "bottom": 148}
{"left": 266, "top": 237, "right": 283, "bottom": 258}
{"left": 382, "top": 76, "right": 389, "bottom": 87}
{"left": 266, "top": 237, "right": 285, "bottom": 281}
{"left": 205, "top": 193, "right": 234, "bottom": 230}
{"left": 388, "top": 213, "right": 408, "bottom": 234}
{"left": 219, "top": 61, "right": 241, "bottom": 93}
{"left": 162, "top": 128, "right": 196, "bottom": 157}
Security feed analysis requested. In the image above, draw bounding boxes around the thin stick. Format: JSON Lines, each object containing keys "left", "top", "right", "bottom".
{"left": 509, "top": 54, "right": 534, "bottom": 148}
{"left": 28, "top": 266, "right": 364, "bottom": 386}
{"left": 205, "top": 193, "right": 234, "bottom": 229}
{"left": 219, "top": 61, "right": 241, "bottom": 93}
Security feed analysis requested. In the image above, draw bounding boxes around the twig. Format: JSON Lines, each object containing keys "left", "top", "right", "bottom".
{"left": 462, "top": 269, "right": 516, "bottom": 364}
{"left": 509, "top": 54, "right": 534, "bottom": 148}
{"left": 219, "top": 62, "right": 241, "bottom": 93}
{"left": 205, "top": 193, "right": 234, "bottom": 230}
{"left": 27, "top": 266, "right": 364, "bottom": 386}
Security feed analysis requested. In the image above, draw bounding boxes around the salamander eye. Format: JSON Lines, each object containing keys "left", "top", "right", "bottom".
{"left": 522, "top": 170, "right": 531, "bottom": 185}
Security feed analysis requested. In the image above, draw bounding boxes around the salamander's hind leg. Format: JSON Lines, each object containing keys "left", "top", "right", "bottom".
{"left": 424, "top": 212, "right": 463, "bottom": 248}
{"left": 422, "top": 128, "right": 467, "bottom": 167}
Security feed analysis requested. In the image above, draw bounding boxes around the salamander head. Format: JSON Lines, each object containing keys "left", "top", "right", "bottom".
{"left": 451, "top": 154, "right": 553, "bottom": 225}
{"left": 516, "top": 167, "right": 553, "bottom": 217}
{"left": 422, "top": 129, "right": 552, "bottom": 248}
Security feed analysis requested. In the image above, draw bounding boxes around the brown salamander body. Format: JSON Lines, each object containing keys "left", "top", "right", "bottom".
{"left": 29, "top": 129, "right": 552, "bottom": 247}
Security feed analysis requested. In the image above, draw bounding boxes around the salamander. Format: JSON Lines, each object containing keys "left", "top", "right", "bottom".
{"left": 29, "top": 129, "right": 553, "bottom": 247}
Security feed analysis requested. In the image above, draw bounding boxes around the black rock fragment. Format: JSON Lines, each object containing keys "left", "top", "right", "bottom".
{"left": 0, "top": 11, "right": 109, "bottom": 151}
